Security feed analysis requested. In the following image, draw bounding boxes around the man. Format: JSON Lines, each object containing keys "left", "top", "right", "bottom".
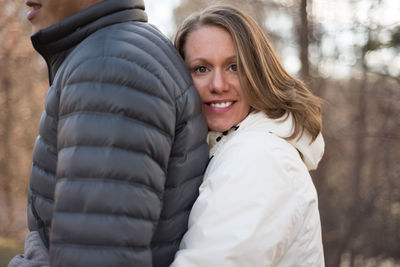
{"left": 9, "top": 0, "right": 209, "bottom": 266}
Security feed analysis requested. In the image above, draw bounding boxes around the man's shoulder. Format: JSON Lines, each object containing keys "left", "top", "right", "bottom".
{"left": 87, "top": 22, "right": 175, "bottom": 56}
{"left": 60, "top": 21, "right": 191, "bottom": 98}
{"left": 73, "top": 21, "right": 187, "bottom": 77}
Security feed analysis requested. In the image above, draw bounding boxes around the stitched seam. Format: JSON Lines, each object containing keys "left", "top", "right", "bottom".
{"left": 159, "top": 204, "right": 193, "bottom": 221}
{"left": 35, "top": 135, "right": 57, "bottom": 157}
{"left": 57, "top": 177, "right": 161, "bottom": 196}
{"left": 62, "top": 81, "right": 171, "bottom": 107}
{"left": 58, "top": 144, "right": 165, "bottom": 174}
{"left": 58, "top": 110, "right": 172, "bottom": 140}
{"left": 50, "top": 242, "right": 148, "bottom": 250}
{"left": 111, "top": 25, "right": 186, "bottom": 91}
{"left": 32, "top": 162, "right": 56, "bottom": 179}
{"left": 55, "top": 210, "right": 157, "bottom": 223}
{"left": 30, "top": 188, "right": 54, "bottom": 204}
{"left": 152, "top": 236, "right": 182, "bottom": 246}
{"left": 170, "top": 135, "right": 207, "bottom": 158}
{"left": 164, "top": 173, "right": 203, "bottom": 191}
{"left": 67, "top": 55, "right": 172, "bottom": 102}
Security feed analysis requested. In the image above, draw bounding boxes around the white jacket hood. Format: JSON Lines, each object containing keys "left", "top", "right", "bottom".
{"left": 208, "top": 111, "right": 325, "bottom": 170}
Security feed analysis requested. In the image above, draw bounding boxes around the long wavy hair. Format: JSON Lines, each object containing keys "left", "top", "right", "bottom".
{"left": 174, "top": 5, "right": 323, "bottom": 140}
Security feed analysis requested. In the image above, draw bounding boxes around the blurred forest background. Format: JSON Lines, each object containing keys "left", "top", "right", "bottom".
{"left": 0, "top": 0, "right": 399, "bottom": 266}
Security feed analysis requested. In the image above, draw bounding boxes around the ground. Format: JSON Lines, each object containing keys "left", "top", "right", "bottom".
{"left": 0, "top": 236, "right": 24, "bottom": 267}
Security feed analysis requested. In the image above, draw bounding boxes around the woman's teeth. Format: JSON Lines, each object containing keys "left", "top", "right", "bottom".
{"left": 210, "top": 101, "right": 233, "bottom": 108}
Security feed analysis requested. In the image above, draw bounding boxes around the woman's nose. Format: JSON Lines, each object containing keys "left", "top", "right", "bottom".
{"left": 210, "top": 69, "right": 228, "bottom": 93}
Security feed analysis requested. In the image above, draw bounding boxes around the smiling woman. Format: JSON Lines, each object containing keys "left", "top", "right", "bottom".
{"left": 172, "top": 5, "right": 326, "bottom": 267}
{"left": 184, "top": 25, "right": 250, "bottom": 132}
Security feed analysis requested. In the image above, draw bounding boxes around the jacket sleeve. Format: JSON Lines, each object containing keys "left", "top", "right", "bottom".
{"left": 8, "top": 231, "right": 49, "bottom": 267}
{"left": 171, "top": 132, "right": 322, "bottom": 267}
{"left": 48, "top": 52, "right": 177, "bottom": 267}
{"left": 150, "top": 82, "right": 209, "bottom": 266}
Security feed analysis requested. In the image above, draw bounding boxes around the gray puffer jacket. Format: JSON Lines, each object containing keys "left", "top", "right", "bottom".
{"left": 26, "top": 0, "right": 209, "bottom": 266}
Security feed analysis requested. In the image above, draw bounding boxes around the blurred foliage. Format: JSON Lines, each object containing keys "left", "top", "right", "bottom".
{"left": 391, "top": 27, "right": 400, "bottom": 47}
{"left": 364, "top": 39, "right": 384, "bottom": 52}
{"left": 0, "top": 0, "right": 47, "bottom": 237}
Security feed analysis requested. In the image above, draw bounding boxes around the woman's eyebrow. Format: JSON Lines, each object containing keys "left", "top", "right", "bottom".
{"left": 224, "top": 55, "right": 237, "bottom": 63}
{"left": 188, "top": 55, "right": 237, "bottom": 65}
{"left": 187, "top": 57, "right": 211, "bottom": 65}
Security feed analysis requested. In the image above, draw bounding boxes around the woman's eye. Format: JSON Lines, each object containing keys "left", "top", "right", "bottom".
{"left": 195, "top": 66, "right": 208, "bottom": 73}
{"left": 229, "top": 64, "right": 237, "bottom": 72}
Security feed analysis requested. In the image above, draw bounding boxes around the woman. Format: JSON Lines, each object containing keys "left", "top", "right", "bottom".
{"left": 171, "top": 5, "right": 325, "bottom": 267}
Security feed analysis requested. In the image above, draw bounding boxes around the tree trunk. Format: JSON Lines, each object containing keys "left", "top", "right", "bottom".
{"left": 0, "top": 75, "right": 14, "bottom": 236}
{"left": 298, "top": 0, "right": 311, "bottom": 81}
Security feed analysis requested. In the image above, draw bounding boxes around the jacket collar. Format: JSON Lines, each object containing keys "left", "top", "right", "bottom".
{"left": 31, "top": 0, "right": 147, "bottom": 85}
{"left": 207, "top": 111, "right": 325, "bottom": 170}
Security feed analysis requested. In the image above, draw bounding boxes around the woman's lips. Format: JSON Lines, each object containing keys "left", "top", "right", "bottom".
{"left": 26, "top": 1, "right": 42, "bottom": 20}
{"left": 205, "top": 101, "right": 235, "bottom": 113}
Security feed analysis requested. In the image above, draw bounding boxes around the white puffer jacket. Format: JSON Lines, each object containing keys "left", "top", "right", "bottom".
{"left": 171, "top": 111, "right": 325, "bottom": 267}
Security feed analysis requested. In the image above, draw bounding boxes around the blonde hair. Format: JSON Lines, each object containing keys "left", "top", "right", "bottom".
{"left": 174, "top": 5, "right": 322, "bottom": 140}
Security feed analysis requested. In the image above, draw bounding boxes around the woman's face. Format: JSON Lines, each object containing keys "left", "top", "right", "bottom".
{"left": 184, "top": 26, "right": 250, "bottom": 132}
